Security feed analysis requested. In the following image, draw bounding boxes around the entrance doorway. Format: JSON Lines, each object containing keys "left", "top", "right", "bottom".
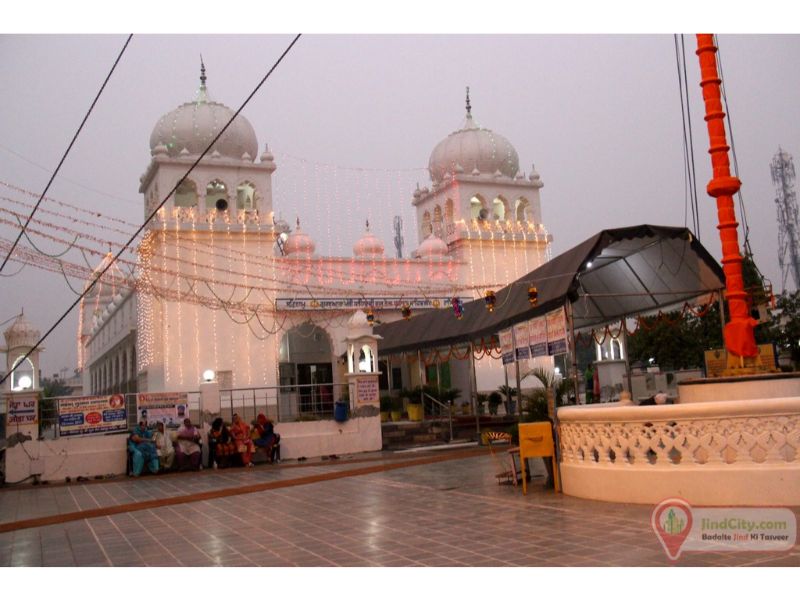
{"left": 279, "top": 323, "right": 335, "bottom": 419}
{"left": 297, "top": 363, "right": 334, "bottom": 415}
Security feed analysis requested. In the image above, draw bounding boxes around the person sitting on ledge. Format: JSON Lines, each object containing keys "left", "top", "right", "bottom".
{"left": 175, "top": 418, "right": 203, "bottom": 471}
{"left": 231, "top": 413, "right": 256, "bottom": 467}
{"left": 153, "top": 421, "right": 175, "bottom": 471}
{"left": 209, "top": 417, "right": 236, "bottom": 469}
{"left": 253, "top": 413, "right": 281, "bottom": 463}
{"left": 129, "top": 419, "right": 159, "bottom": 477}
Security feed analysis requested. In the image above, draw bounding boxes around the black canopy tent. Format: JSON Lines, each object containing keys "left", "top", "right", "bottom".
{"left": 375, "top": 224, "right": 726, "bottom": 356}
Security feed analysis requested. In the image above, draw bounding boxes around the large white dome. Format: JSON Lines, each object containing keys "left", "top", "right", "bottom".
{"left": 149, "top": 65, "right": 258, "bottom": 161}
{"left": 428, "top": 97, "right": 519, "bottom": 184}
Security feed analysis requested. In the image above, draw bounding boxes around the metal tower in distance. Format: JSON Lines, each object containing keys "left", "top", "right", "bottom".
{"left": 393, "top": 215, "right": 404, "bottom": 259}
{"left": 772, "top": 148, "right": 800, "bottom": 291}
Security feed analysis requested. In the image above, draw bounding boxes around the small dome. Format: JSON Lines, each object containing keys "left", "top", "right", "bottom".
{"left": 149, "top": 63, "right": 258, "bottom": 161}
{"left": 428, "top": 91, "right": 519, "bottom": 184}
{"left": 3, "top": 312, "right": 40, "bottom": 350}
{"left": 353, "top": 222, "right": 385, "bottom": 257}
{"left": 284, "top": 220, "right": 316, "bottom": 256}
{"left": 417, "top": 234, "right": 449, "bottom": 258}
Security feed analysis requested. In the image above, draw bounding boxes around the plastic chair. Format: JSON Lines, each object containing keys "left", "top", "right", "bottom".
{"left": 482, "top": 431, "right": 515, "bottom": 485}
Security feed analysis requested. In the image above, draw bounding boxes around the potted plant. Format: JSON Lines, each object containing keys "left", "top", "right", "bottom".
{"left": 488, "top": 391, "right": 503, "bottom": 415}
{"left": 406, "top": 392, "right": 424, "bottom": 422}
{"left": 523, "top": 389, "right": 550, "bottom": 422}
{"left": 476, "top": 393, "right": 488, "bottom": 415}
{"left": 498, "top": 384, "right": 518, "bottom": 415}
{"left": 437, "top": 387, "right": 462, "bottom": 415}
{"left": 380, "top": 395, "right": 393, "bottom": 422}
{"left": 390, "top": 395, "right": 404, "bottom": 422}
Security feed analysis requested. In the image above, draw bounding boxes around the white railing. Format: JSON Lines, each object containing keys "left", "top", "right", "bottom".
{"left": 558, "top": 397, "right": 800, "bottom": 467}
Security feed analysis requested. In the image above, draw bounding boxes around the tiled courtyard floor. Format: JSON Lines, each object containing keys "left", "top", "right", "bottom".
{"left": 1, "top": 448, "right": 798, "bottom": 567}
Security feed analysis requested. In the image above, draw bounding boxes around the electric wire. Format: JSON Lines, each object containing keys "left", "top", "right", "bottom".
{"left": 680, "top": 35, "right": 701, "bottom": 239}
{"left": 0, "top": 33, "right": 302, "bottom": 388}
{"left": 0, "top": 34, "right": 133, "bottom": 274}
{"left": 674, "top": 34, "right": 700, "bottom": 238}
{"left": 674, "top": 34, "right": 693, "bottom": 233}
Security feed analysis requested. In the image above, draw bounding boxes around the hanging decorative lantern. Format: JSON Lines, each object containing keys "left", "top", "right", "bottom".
{"left": 451, "top": 297, "right": 464, "bottom": 320}
{"left": 366, "top": 308, "right": 375, "bottom": 326}
{"left": 484, "top": 290, "right": 497, "bottom": 312}
{"left": 528, "top": 285, "right": 539, "bottom": 307}
{"left": 401, "top": 304, "right": 412, "bottom": 320}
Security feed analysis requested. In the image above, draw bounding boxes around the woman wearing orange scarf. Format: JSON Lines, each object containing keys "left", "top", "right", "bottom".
{"left": 230, "top": 413, "right": 255, "bottom": 467}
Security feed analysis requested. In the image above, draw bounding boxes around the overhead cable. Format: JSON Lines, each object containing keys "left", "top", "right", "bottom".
{"left": 0, "top": 34, "right": 134, "bottom": 274}
{"left": 0, "top": 34, "right": 302, "bottom": 388}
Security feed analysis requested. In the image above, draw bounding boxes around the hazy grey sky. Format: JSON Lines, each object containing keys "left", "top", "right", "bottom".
{"left": 2, "top": 32, "right": 799, "bottom": 377}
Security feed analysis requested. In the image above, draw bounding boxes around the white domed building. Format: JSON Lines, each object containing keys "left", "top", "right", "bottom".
{"left": 79, "top": 73, "right": 552, "bottom": 434}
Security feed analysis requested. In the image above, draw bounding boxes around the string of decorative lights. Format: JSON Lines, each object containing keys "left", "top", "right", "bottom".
{"left": 3, "top": 186, "right": 547, "bottom": 296}
{"left": 0, "top": 34, "right": 133, "bottom": 274}
{"left": 1, "top": 215, "right": 479, "bottom": 302}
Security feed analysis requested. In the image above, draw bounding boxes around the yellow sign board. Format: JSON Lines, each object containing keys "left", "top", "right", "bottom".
{"left": 704, "top": 344, "right": 777, "bottom": 377}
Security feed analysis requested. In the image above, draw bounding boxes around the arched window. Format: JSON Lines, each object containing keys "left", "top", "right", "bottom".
{"left": 493, "top": 197, "right": 508, "bottom": 221}
{"left": 433, "top": 205, "right": 442, "bottom": 223}
{"left": 205, "top": 180, "right": 228, "bottom": 211}
{"left": 422, "top": 211, "right": 432, "bottom": 236}
{"left": 174, "top": 179, "right": 198, "bottom": 208}
{"left": 10, "top": 355, "right": 35, "bottom": 391}
{"left": 358, "top": 345, "right": 374, "bottom": 373}
{"left": 444, "top": 198, "right": 454, "bottom": 222}
{"left": 236, "top": 182, "right": 257, "bottom": 211}
{"left": 515, "top": 197, "right": 530, "bottom": 222}
{"left": 470, "top": 195, "right": 488, "bottom": 220}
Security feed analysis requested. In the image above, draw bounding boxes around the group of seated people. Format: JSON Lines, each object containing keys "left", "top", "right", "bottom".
{"left": 128, "top": 413, "right": 281, "bottom": 476}
{"left": 208, "top": 413, "right": 281, "bottom": 469}
{"left": 128, "top": 417, "right": 203, "bottom": 477}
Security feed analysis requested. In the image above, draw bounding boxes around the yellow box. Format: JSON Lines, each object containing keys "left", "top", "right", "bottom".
{"left": 518, "top": 422, "right": 559, "bottom": 495}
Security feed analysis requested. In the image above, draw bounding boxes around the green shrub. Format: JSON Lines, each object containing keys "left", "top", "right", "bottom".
{"left": 488, "top": 391, "right": 503, "bottom": 414}
{"left": 391, "top": 396, "right": 404, "bottom": 411}
{"left": 523, "top": 389, "right": 549, "bottom": 422}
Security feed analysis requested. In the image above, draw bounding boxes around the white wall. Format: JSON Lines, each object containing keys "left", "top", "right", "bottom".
{"left": 276, "top": 416, "right": 382, "bottom": 460}
{"left": 4, "top": 434, "right": 128, "bottom": 483}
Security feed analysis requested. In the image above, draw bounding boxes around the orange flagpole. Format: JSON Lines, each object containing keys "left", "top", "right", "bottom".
{"left": 695, "top": 34, "right": 757, "bottom": 360}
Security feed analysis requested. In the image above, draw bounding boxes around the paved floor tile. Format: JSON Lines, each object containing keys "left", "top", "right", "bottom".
{"left": 0, "top": 450, "right": 798, "bottom": 567}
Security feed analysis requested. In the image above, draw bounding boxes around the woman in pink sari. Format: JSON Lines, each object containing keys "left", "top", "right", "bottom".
{"left": 230, "top": 413, "right": 255, "bottom": 467}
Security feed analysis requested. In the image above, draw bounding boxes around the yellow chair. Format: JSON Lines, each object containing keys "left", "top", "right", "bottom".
{"left": 518, "top": 422, "right": 559, "bottom": 495}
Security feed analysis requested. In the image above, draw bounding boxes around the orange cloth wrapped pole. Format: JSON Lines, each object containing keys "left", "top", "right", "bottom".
{"left": 695, "top": 34, "right": 757, "bottom": 359}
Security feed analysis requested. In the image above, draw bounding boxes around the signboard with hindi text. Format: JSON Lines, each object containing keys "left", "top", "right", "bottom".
{"left": 58, "top": 394, "right": 127, "bottom": 437}
{"left": 499, "top": 329, "right": 515, "bottom": 364}
{"left": 528, "top": 316, "right": 548, "bottom": 357}
{"left": 356, "top": 377, "right": 379, "bottom": 405}
{"left": 546, "top": 308, "right": 568, "bottom": 355}
{"left": 275, "top": 297, "right": 458, "bottom": 311}
{"left": 137, "top": 392, "right": 189, "bottom": 427}
{"left": 7, "top": 396, "right": 37, "bottom": 427}
{"left": 514, "top": 323, "right": 531, "bottom": 361}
